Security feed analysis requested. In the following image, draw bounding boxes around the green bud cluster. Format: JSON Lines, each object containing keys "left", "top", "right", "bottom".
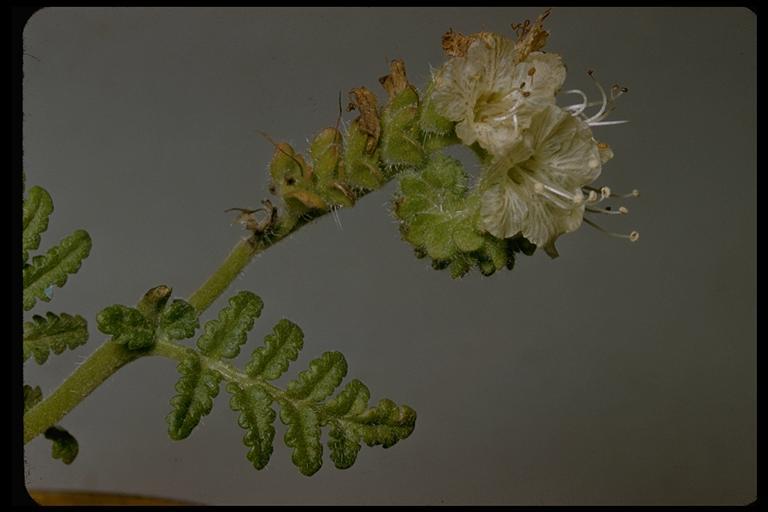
{"left": 393, "top": 153, "right": 535, "bottom": 278}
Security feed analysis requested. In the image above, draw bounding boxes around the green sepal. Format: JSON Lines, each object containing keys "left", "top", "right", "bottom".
{"left": 22, "top": 186, "right": 54, "bottom": 264}
{"left": 246, "top": 319, "right": 304, "bottom": 381}
{"left": 227, "top": 383, "right": 276, "bottom": 470}
{"left": 167, "top": 353, "right": 222, "bottom": 440}
{"left": 310, "top": 127, "right": 343, "bottom": 184}
{"left": 380, "top": 86, "right": 425, "bottom": 168}
{"left": 394, "top": 154, "right": 480, "bottom": 261}
{"left": 44, "top": 426, "right": 79, "bottom": 465}
{"left": 343, "top": 120, "right": 384, "bottom": 190}
{"left": 23, "top": 229, "right": 92, "bottom": 311}
{"left": 394, "top": 153, "right": 535, "bottom": 277}
{"left": 196, "top": 291, "right": 263, "bottom": 361}
{"left": 286, "top": 351, "right": 348, "bottom": 402}
{"left": 23, "top": 312, "right": 89, "bottom": 364}
{"left": 418, "top": 79, "right": 455, "bottom": 136}
{"left": 279, "top": 398, "right": 323, "bottom": 476}
{"left": 269, "top": 142, "right": 330, "bottom": 214}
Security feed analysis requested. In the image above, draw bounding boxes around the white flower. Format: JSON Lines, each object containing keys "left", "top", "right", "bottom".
{"left": 431, "top": 33, "right": 566, "bottom": 156}
{"left": 478, "top": 104, "right": 611, "bottom": 256}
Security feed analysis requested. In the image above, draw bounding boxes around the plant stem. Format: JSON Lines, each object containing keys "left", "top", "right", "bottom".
{"left": 23, "top": 341, "right": 142, "bottom": 444}
{"left": 187, "top": 238, "right": 258, "bottom": 313}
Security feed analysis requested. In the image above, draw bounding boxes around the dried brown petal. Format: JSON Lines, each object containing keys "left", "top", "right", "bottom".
{"left": 378, "top": 59, "right": 410, "bottom": 99}
{"left": 441, "top": 29, "right": 495, "bottom": 57}
{"left": 347, "top": 87, "right": 380, "bottom": 153}
{"left": 512, "top": 8, "right": 552, "bottom": 63}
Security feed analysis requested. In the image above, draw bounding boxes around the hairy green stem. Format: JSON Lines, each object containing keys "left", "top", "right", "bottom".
{"left": 187, "top": 238, "right": 259, "bottom": 313}
{"left": 23, "top": 342, "right": 142, "bottom": 444}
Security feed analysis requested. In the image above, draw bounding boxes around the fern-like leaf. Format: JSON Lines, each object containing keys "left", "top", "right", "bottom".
{"left": 328, "top": 425, "right": 362, "bottom": 469}
{"left": 197, "top": 291, "right": 263, "bottom": 361}
{"left": 23, "top": 312, "right": 88, "bottom": 364}
{"left": 23, "top": 229, "right": 92, "bottom": 311}
{"left": 322, "top": 381, "right": 416, "bottom": 469}
{"left": 322, "top": 379, "right": 370, "bottom": 418}
{"left": 286, "top": 351, "right": 348, "bottom": 402}
{"left": 167, "top": 353, "right": 222, "bottom": 440}
{"left": 279, "top": 398, "right": 323, "bottom": 476}
{"left": 227, "top": 383, "right": 276, "bottom": 470}
{"left": 157, "top": 299, "right": 199, "bottom": 342}
{"left": 343, "top": 399, "right": 417, "bottom": 448}
{"left": 97, "top": 305, "right": 155, "bottom": 350}
{"left": 246, "top": 319, "right": 304, "bottom": 380}
{"left": 44, "top": 426, "right": 79, "bottom": 465}
{"left": 97, "top": 295, "right": 198, "bottom": 351}
{"left": 162, "top": 294, "right": 415, "bottom": 476}
{"left": 22, "top": 186, "right": 54, "bottom": 264}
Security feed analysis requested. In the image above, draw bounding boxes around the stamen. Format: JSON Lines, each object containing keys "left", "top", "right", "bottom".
{"left": 562, "top": 89, "right": 589, "bottom": 116}
{"left": 589, "top": 120, "right": 630, "bottom": 126}
{"left": 585, "top": 70, "right": 608, "bottom": 124}
{"left": 586, "top": 206, "right": 628, "bottom": 215}
{"left": 530, "top": 175, "right": 584, "bottom": 208}
{"left": 583, "top": 217, "right": 640, "bottom": 242}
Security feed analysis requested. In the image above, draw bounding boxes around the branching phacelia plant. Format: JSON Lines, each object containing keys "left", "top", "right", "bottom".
{"left": 23, "top": 10, "right": 638, "bottom": 479}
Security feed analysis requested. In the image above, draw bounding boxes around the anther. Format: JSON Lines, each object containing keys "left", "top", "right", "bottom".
{"left": 601, "top": 186, "right": 611, "bottom": 199}
{"left": 583, "top": 217, "right": 640, "bottom": 243}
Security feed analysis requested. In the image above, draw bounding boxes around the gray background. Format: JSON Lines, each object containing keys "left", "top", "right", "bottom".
{"left": 22, "top": 7, "right": 756, "bottom": 505}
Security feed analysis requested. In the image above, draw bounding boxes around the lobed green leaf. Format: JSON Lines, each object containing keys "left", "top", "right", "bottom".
{"left": 167, "top": 353, "right": 222, "bottom": 440}
{"left": 227, "top": 383, "right": 276, "bottom": 470}
{"left": 157, "top": 299, "right": 199, "bottom": 342}
{"left": 23, "top": 312, "right": 88, "bottom": 364}
{"left": 23, "top": 229, "right": 92, "bottom": 311}
{"left": 96, "top": 305, "right": 155, "bottom": 350}
{"left": 197, "top": 291, "right": 263, "bottom": 361}
{"left": 322, "top": 379, "right": 370, "bottom": 418}
{"left": 22, "top": 186, "right": 54, "bottom": 264}
{"left": 279, "top": 399, "right": 323, "bottom": 476}
{"left": 286, "top": 351, "right": 348, "bottom": 402}
{"left": 44, "top": 426, "right": 79, "bottom": 465}
{"left": 246, "top": 319, "right": 304, "bottom": 381}
{"left": 339, "top": 399, "right": 417, "bottom": 449}
{"left": 328, "top": 425, "right": 362, "bottom": 469}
